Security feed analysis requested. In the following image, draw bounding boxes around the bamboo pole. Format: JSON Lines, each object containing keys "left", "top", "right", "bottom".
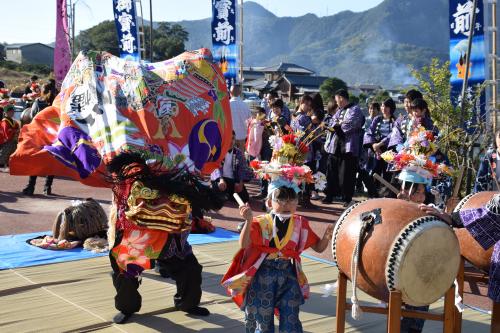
{"left": 239, "top": 0, "right": 244, "bottom": 84}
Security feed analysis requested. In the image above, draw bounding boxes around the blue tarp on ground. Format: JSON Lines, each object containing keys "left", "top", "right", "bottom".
{"left": 0, "top": 228, "right": 240, "bottom": 270}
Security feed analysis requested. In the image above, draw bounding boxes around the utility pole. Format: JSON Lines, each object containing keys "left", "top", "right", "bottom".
{"left": 149, "top": 0, "right": 153, "bottom": 62}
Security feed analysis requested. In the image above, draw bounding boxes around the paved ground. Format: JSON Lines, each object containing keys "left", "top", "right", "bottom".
{"left": 0, "top": 169, "right": 492, "bottom": 312}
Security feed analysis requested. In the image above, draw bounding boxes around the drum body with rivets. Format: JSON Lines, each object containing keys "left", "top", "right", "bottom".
{"left": 332, "top": 198, "right": 461, "bottom": 306}
{"left": 453, "top": 191, "right": 496, "bottom": 273}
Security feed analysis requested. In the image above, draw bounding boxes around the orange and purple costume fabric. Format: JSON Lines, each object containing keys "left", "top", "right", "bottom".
{"left": 10, "top": 49, "right": 232, "bottom": 187}
{"left": 221, "top": 213, "right": 319, "bottom": 308}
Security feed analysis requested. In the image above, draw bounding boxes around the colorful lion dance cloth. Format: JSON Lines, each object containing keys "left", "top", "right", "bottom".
{"left": 10, "top": 49, "right": 233, "bottom": 187}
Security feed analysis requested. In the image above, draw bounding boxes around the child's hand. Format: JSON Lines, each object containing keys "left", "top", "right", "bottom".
{"left": 418, "top": 204, "right": 452, "bottom": 225}
{"left": 323, "top": 224, "right": 334, "bottom": 240}
{"left": 397, "top": 191, "right": 409, "bottom": 201}
{"left": 239, "top": 203, "right": 253, "bottom": 222}
{"left": 218, "top": 179, "right": 227, "bottom": 191}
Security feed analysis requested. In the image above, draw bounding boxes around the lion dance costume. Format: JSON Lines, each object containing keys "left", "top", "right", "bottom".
{"left": 9, "top": 49, "right": 233, "bottom": 324}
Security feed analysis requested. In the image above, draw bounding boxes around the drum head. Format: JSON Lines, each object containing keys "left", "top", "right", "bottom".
{"left": 388, "top": 218, "right": 461, "bottom": 306}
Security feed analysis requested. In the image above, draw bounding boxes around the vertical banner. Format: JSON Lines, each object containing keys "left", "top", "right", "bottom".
{"left": 113, "top": 0, "right": 141, "bottom": 62}
{"left": 54, "top": 0, "right": 71, "bottom": 89}
{"left": 449, "top": 0, "right": 486, "bottom": 115}
{"left": 212, "top": 0, "right": 239, "bottom": 89}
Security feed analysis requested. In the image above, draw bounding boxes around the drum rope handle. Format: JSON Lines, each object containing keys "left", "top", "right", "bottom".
{"left": 454, "top": 279, "right": 464, "bottom": 313}
{"left": 350, "top": 212, "right": 376, "bottom": 320}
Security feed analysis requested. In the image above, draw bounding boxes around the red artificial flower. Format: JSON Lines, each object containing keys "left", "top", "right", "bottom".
{"left": 250, "top": 160, "right": 261, "bottom": 170}
{"left": 282, "top": 134, "right": 296, "bottom": 144}
{"left": 399, "top": 153, "right": 415, "bottom": 164}
{"left": 425, "top": 131, "right": 434, "bottom": 141}
{"left": 424, "top": 159, "right": 433, "bottom": 168}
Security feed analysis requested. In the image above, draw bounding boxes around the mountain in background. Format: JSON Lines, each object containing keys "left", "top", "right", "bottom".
{"left": 171, "top": 0, "right": 450, "bottom": 87}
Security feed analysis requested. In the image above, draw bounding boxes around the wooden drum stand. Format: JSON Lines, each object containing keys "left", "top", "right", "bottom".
{"left": 335, "top": 271, "right": 456, "bottom": 333}
{"left": 453, "top": 257, "right": 500, "bottom": 333}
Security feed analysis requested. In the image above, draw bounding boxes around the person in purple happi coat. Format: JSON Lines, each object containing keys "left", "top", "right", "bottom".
{"left": 361, "top": 98, "right": 396, "bottom": 197}
{"left": 388, "top": 90, "right": 437, "bottom": 151}
{"left": 322, "top": 89, "right": 365, "bottom": 207}
{"left": 291, "top": 95, "right": 313, "bottom": 132}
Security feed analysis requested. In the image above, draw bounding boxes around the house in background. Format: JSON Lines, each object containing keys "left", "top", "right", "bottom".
{"left": 5, "top": 43, "right": 54, "bottom": 67}
{"left": 274, "top": 74, "right": 329, "bottom": 103}
{"left": 243, "top": 62, "right": 324, "bottom": 102}
{"left": 261, "top": 62, "right": 315, "bottom": 81}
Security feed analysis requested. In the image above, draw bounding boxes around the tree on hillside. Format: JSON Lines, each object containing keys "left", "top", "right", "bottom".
{"left": 77, "top": 21, "right": 120, "bottom": 57}
{"left": 319, "top": 77, "right": 348, "bottom": 102}
{"left": 152, "top": 23, "right": 189, "bottom": 61}
{"left": 75, "top": 21, "right": 189, "bottom": 61}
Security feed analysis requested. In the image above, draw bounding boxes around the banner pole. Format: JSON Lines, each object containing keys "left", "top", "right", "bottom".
{"left": 239, "top": 0, "right": 244, "bottom": 83}
{"left": 459, "top": 0, "right": 479, "bottom": 125}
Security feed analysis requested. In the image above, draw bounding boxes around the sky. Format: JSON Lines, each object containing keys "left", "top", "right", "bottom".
{"left": 3, "top": 0, "right": 384, "bottom": 44}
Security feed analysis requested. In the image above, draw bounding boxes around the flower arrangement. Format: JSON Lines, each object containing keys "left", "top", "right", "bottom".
{"left": 403, "top": 126, "right": 438, "bottom": 156}
{"left": 253, "top": 126, "right": 326, "bottom": 193}
{"left": 250, "top": 159, "right": 313, "bottom": 183}
{"left": 268, "top": 131, "right": 316, "bottom": 165}
{"left": 381, "top": 126, "right": 452, "bottom": 178}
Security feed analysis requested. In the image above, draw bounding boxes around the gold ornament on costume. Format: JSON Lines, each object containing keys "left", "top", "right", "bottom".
{"left": 125, "top": 181, "right": 192, "bottom": 232}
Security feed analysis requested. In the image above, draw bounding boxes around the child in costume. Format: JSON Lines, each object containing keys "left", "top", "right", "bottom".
{"left": 382, "top": 125, "right": 453, "bottom": 333}
{"left": 222, "top": 131, "right": 333, "bottom": 333}
{"left": 0, "top": 104, "right": 20, "bottom": 168}
{"left": 107, "top": 153, "right": 224, "bottom": 324}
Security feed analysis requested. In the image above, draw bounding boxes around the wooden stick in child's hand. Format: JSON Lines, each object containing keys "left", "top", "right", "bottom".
{"left": 233, "top": 193, "right": 245, "bottom": 206}
{"left": 373, "top": 173, "right": 399, "bottom": 195}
